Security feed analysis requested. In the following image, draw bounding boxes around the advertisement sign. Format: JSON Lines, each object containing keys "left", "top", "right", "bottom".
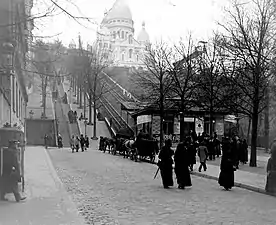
{"left": 184, "top": 117, "right": 194, "bottom": 122}
{"left": 195, "top": 118, "right": 204, "bottom": 135}
{"left": 174, "top": 122, "right": 180, "bottom": 134}
{"left": 137, "top": 115, "right": 151, "bottom": 125}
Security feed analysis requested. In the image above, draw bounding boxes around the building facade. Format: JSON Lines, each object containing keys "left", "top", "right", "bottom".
{"left": 0, "top": 0, "right": 33, "bottom": 132}
{"left": 97, "top": 0, "right": 150, "bottom": 68}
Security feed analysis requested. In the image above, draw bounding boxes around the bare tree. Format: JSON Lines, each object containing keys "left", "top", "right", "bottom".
{"left": 217, "top": 0, "right": 276, "bottom": 166}
{"left": 32, "top": 39, "right": 65, "bottom": 118}
{"left": 135, "top": 41, "right": 173, "bottom": 147}
{"left": 170, "top": 36, "right": 204, "bottom": 141}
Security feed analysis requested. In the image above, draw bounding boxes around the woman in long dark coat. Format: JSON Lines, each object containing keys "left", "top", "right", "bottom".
{"left": 174, "top": 142, "right": 192, "bottom": 189}
{"left": 265, "top": 142, "right": 276, "bottom": 195}
{"left": 218, "top": 138, "right": 235, "bottom": 190}
{"left": 158, "top": 139, "right": 174, "bottom": 189}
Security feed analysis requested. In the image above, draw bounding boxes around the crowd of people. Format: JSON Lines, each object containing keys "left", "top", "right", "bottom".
{"left": 157, "top": 131, "right": 249, "bottom": 190}
{"left": 70, "top": 134, "right": 90, "bottom": 152}
{"left": 68, "top": 110, "right": 78, "bottom": 124}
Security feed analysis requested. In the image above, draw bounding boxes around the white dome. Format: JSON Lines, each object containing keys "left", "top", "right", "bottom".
{"left": 106, "top": 0, "right": 132, "bottom": 21}
{"left": 137, "top": 21, "right": 150, "bottom": 43}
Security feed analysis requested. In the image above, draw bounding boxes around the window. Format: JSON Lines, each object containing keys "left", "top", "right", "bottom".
{"left": 122, "top": 54, "right": 124, "bottom": 61}
{"left": 16, "top": 82, "right": 18, "bottom": 117}
{"left": 137, "top": 54, "right": 139, "bottom": 61}
{"left": 129, "top": 49, "right": 133, "bottom": 59}
{"left": 19, "top": 91, "right": 21, "bottom": 118}
{"left": 121, "top": 31, "right": 124, "bottom": 39}
{"left": 117, "top": 31, "right": 120, "bottom": 39}
{"left": 113, "top": 31, "right": 116, "bottom": 39}
{"left": 126, "top": 32, "right": 128, "bottom": 39}
{"left": 104, "top": 43, "right": 108, "bottom": 48}
{"left": 128, "top": 35, "right": 133, "bottom": 44}
{"left": 12, "top": 76, "right": 15, "bottom": 112}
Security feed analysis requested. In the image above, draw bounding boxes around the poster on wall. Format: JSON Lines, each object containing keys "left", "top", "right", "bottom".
{"left": 174, "top": 121, "right": 180, "bottom": 134}
{"left": 195, "top": 117, "right": 204, "bottom": 135}
{"left": 216, "top": 120, "right": 224, "bottom": 135}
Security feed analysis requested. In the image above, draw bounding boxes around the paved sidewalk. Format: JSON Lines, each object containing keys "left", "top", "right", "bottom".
{"left": 191, "top": 162, "right": 269, "bottom": 195}
{"left": 0, "top": 146, "right": 85, "bottom": 225}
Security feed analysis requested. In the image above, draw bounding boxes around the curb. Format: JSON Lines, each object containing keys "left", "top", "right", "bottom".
{"left": 190, "top": 171, "right": 276, "bottom": 198}
{"left": 151, "top": 161, "right": 275, "bottom": 198}
{"left": 44, "top": 148, "right": 86, "bottom": 225}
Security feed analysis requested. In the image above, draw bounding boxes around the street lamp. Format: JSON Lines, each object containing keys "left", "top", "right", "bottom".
{"left": 84, "top": 118, "right": 88, "bottom": 136}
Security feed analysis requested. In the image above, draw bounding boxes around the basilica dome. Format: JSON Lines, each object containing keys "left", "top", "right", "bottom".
{"left": 106, "top": 0, "right": 132, "bottom": 21}
{"left": 137, "top": 21, "right": 150, "bottom": 43}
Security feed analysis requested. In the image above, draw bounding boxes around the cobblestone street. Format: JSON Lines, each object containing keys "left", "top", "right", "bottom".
{"left": 49, "top": 145, "right": 276, "bottom": 225}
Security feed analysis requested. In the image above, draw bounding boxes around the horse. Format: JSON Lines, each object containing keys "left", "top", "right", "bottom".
{"left": 102, "top": 137, "right": 115, "bottom": 154}
{"left": 123, "top": 139, "right": 138, "bottom": 161}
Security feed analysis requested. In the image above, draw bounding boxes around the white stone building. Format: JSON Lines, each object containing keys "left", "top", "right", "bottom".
{"left": 97, "top": 0, "right": 150, "bottom": 68}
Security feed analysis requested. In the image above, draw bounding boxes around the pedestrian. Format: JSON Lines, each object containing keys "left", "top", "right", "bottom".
{"left": 99, "top": 136, "right": 104, "bottom": 151}
{"left": 197, "top": 140, "right": 208, "bottom": 172}
{"left": 232, "top": 136, "right": 240, "bottom": 169}
{"left": 74, "top": 111, "right": 77, "bottom": 123}
{"left": 70, "top": 135, "right": 75, "bottom": 153}
{"left": 157, "top": 139, "right": 174, "bottom": 189}
{"left": 186, "top": 137, "right": 196, "bottom": 171}
{"left": 79, "top": 112, "right": 84, "bottom": 121}
{"left": 57, "top": 133, "right": 63, "bottom": 148}
{"left": 218, "top": 137, "right": 236, "bottom": 190}
{"left": 44, "top": 134, "right": 49, "bottom": 149}
{"left": 0, "top": 140, "right": 26, "bottom": 202}
{"left": 240, "top": 139, "right": 248, "bottom": 164}
{"left": 85, "top": 135, "right": 89, "bottom": 150}
{"left": 75, "top": 136, "right": 80, "bottom": 152}
{"left": 79, "top": 134, "right": 86, "bottom": 152}
{"left": 207, "top": 137, "right": 216, "bottom": 160}
{"left": 265, "top": 141, "right": 276, "bottom": 195}
{"left": 174, "top": 141, "right": 192, "bottom": 189}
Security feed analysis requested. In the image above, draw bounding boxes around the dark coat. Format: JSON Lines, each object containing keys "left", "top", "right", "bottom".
{"left": 158, "top": 146, "right": 174, "bottom": 187}
{"left": 265, "top": 146, "right": 276, "bottom": 194}
{"left": 174, "top": 143, "right": 192, "bottom": 187}
{"left": 218, "top": 149, "right": 235, "bottom": 189}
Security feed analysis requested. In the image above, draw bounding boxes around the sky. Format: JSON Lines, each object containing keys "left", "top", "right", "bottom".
{"left": 33, "top": 0, "right": 229, "bottom": 47}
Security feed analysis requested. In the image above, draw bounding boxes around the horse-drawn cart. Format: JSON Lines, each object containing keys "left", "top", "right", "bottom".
{"left": 134, "top": 138, "right": 159, "bottom": 163}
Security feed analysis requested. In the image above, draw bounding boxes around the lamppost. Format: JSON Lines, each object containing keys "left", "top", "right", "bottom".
{"left": 84, "top": 118, "right": 88, "bottom": 136}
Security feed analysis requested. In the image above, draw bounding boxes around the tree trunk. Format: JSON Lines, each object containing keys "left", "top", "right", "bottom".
{"left": 180, "top": 112, "right": 184, "bottom": 142}
{"left": 92, "top": 96, "right": 98, "bottom": 140}
{"left": 83, "top": 91, "right": 86, "bottom": 119}
{"left": 159, "top": 92, "right": 164, "bottom": 149}
{"left": 247, "top": 117, "right": 251, "bottom": 143}
{"left": 79, "top": 86, "right": 83, "bottom": 109}
{"left": 250, "top": 110, "right": 258, "bottom": 167}
{"left": 88, "top": 91, "right": 93, "bottom": 125}
{"left": 264, "top": 88, "right": 269, "bottom": 153}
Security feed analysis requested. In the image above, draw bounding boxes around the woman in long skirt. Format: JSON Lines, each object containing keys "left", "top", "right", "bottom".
{"left": 218, "top": 138, "right": 235, "bottom": 190}
{"left": 174, "top": 141, "right": 192, "bottom": 189}
{"left": 158, "top": 139, "right": 174, "bottom": 189}
{"left": 265, "top": 142, "right": 276, "bottom": 195}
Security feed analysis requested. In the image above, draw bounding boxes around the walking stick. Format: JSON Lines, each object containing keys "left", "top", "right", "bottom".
{"left": 153, "top": 167, "right": 160, "bottom": 179}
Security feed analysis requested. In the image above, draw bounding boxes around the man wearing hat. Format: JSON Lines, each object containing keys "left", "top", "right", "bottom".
{"left": 0, "top": 140, "right": 26, "bottom": 202}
